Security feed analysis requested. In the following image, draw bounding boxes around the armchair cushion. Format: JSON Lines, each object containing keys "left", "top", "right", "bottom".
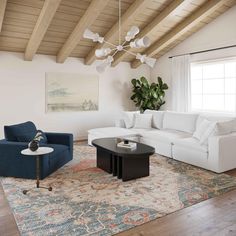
{"left": 4, "top": 121, "right": 37, "bottom": 142}
{"left": 45, "top": 132, "right": 73, "bottom": 152}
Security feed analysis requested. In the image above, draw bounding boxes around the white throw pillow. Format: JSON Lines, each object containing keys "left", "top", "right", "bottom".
{"left": 122, "top": 111, "right": 139, "bottom": 128}
{"left": 144, "top": 109, "right": 165, "bottom": 129}
{"left": 193, "top": 119, "right": 211, "bottom": 140}
{"left": 199, "top": 122, "right": 216, "bottom": 145}
{"left": 133, "top": 114, "right": 152, "bottom": 129}
{"left": 163, "top": 111, "right": 198, "bottom": 134}
{"left": 193, "top": 119, "right": 216, "bottom": 145}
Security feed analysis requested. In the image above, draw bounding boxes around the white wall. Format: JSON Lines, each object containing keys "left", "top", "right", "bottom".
{"left": 0, "top": 52, "right": 150, "bottom": 140}
{"left": 151, "top": 5, "right": 236, "bottom": 110}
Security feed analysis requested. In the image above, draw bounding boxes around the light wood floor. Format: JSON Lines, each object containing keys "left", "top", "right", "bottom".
{"left": 1, "top": 170, "right": 236, "bottom": 236}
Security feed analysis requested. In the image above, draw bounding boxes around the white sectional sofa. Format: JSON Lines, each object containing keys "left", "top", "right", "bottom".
{"left": 88, "top": 110, "right": 236, "bottom": 173}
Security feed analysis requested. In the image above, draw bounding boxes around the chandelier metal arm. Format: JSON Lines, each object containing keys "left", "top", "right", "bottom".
{"left": 112, "top": 49, "right": 119, "bottom": 58}
{"left": 103, "top": 40, "right": 117, "bottom": 48}
{"left": 122, "top": 48, "right": 136, "bottom": 57}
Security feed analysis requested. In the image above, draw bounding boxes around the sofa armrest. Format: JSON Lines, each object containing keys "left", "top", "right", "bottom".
{"left": 0, "top": 140, "right": 41, "bottom": 179}
{"left": 208, "top": 133, "right": 236, "bottom": 173}
{"left": 115, "top": 119, "right": 126, "bottom": 128}
{"left": 0, "top": 140, "right": 28, "bottom": 152}
{"left": 45, "top": 132, "right": 73, "bottom": 151}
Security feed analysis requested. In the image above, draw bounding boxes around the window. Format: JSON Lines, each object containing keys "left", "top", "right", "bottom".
{"left": 190, "top": 58, "right": 236, "bottom": 113}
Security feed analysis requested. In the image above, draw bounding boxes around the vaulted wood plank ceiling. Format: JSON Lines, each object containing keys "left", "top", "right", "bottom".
{"left": 0, "top": 0, "right": 235, "bottom": 68}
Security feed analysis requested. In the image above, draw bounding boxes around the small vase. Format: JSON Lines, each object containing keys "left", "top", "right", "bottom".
{"left": 28, "top": 140, "right": 39, "bottom": 152}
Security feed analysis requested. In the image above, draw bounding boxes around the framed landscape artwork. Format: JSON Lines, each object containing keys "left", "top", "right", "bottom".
{"left": 46, "top": 72, "right": 99, "bottom": 112}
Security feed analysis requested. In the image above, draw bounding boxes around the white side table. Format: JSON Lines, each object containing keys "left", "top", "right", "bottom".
{"left": 21, "top": 147, "right": 54, "bottom": 194}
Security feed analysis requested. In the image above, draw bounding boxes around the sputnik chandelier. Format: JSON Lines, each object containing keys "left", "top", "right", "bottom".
{"left": 83, "top": 0, "right": 157, "bottom": 73}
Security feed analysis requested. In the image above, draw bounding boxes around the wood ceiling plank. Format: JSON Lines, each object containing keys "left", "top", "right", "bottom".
{"left": 4, "top": 11, "right": 38, "bottom": 22}
{"left": 24, "top": 0, "right": 62, "bottom": 61}
{"left": 6, "top": 2, "right": 41, "bottom": 15}
{"left": 8, "top": 0, "right": 43, "bottom": 9}
{"left": 3, "top": 17, "right": 35, "bottom": 28}
{"left": 1, "top": 30, "right": 30, "bottom": 39}
{"left": 56, "top": 0, "right": 110, "bottom": 63}
{"left": 84, "top": 0, "right": 152, "bottom": 65}
{"left": 0, "top": 0, "right": 7, "bottom": 32}
{"left": 2, "top": 23, "right": 34, "bottom": 34}
{"left": 131, "top": 0, "right": 227, "bottom": 68}
{"left": 112, "top": 0, "right": 186, "bottom": 67}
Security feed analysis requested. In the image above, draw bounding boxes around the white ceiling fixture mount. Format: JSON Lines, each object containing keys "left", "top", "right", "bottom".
{"left": 83, "top": 0, "right": 156, "bottom": 73}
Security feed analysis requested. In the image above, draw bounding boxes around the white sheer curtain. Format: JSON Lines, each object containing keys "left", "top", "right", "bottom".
{"left": 171, "top": 55, "right": 191, "bottom": 112}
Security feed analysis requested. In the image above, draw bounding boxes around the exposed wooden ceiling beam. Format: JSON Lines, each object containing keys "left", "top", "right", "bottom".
{"left": 131, "top": 0, "right": 226, "bottom": 68}
{"left": 84, "top": 0, "right": 152, "bottom": 65}
{"left": 24, "top": 0, "right": 61, "bottom": 61}
{"left": 0, "top": 0, "right": 7, "bottom": 32}
{"left": 112, "top": 0, "right": 186, "bottom": 67}
{"left": 56, "top": 0, "right": 110, "bottom": 63}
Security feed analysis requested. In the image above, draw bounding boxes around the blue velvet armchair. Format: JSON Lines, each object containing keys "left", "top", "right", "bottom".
{"left": 0, "top": 121, "right": 73, "bottom": 179}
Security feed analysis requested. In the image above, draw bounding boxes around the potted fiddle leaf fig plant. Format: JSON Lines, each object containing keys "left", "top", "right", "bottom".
{"left": 130, "top": 76, "right": 168, "bottom": 112}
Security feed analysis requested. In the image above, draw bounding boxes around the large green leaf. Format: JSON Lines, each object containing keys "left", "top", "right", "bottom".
{"left": 157, "top": 77, "right": 163, "bottom": 86}
{"left": 162, "top": 83, "right": 168, "bottom": 90}
{"left": 131, "top": 78, "right": 137, "bottom": 86}
{"left": 140, "top": 76, "right": 148, "bottom": 86}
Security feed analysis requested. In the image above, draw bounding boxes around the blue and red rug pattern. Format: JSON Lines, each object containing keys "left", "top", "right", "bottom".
{"left": 1, "top": 144, "right": 236, "bottom": 236}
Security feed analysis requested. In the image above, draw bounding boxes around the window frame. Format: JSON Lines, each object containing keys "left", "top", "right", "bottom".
{"left": 190, "top": 57, "right": 236, "bottom": 114}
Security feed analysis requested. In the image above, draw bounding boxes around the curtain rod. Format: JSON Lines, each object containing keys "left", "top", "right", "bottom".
{"left": 168, "top": 44, "right": 236, "bottom": 59}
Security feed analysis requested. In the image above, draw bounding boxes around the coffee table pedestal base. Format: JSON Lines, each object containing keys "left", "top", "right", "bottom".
{"left": 96, "top": 148, "right": 150, "bottom": 181}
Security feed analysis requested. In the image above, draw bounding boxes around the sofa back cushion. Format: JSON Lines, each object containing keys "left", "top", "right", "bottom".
{"left": 122, "top": 111, "right": 140, "bottom": 128}
{"left": 144, "top": 109, "right": 165, "bottom": 129}
{"left": 4, "top": 121, "right": 37, "bottom": 142}
{"left": 133, "top": 113, "right": 152, "bottom": 129}
{"left": 196, "top": 114, "right": 235, "bottom": 130}
{"left": 163, "top": 111, "right": 198, "bottom": 133}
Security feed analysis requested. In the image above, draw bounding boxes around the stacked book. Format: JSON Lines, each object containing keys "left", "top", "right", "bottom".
{"left": 117, "top": 141, "right": 137, "bottom": 150}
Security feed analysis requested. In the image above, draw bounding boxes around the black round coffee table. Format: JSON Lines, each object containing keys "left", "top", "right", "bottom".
{"left": 92, "top": 138, "right": 155, "bottom": 181}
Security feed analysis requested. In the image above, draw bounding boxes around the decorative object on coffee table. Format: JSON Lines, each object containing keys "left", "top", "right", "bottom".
{"left": 92, "top": 138, "right": 155, "bottom": 181}
{"left": 28, "top": 131, "right": 44, "bottom": 151}
{"left": 117, "top": 139, "right": 137, "bottom": 150}
{"left": 21, "top": 147, "right": 54, "bottom": 194}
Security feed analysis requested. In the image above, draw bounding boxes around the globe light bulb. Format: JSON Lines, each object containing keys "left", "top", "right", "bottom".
{"left": 96, "top": 56, "right": 114, "bottom": 73}
{"left": 136, "top": 53, "right": 156, "bottom": 68}
{"left": 83, "top": 29, "right": 104, "bottom": 43}
{"left": 130, "top": 36, "right": 151, "bottom": 48}
{"left": 125, "top": 26, "right": 140, "bottom": 42}
{"left": 95, "top": 48, "right": 112, "bottom": 58}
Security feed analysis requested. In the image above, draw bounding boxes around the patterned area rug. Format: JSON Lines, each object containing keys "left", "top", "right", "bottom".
{"left": 1, "top": 144, "right": 236, "bottom": 236}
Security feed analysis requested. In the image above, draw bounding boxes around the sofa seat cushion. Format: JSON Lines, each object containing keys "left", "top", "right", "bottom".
{"left": 130, "top": 128, "right": 156, "bottom": 135}
{"left": 88, "top": 127, "right": 141, "bottom": 137}
{"left": 141, "top": 129, "right": 191, "bottom": 145}
{"left": 173, "top": 137, "right": 208, "bottom": 153}
{"left": 41, "top": 144, "right": 70, "bottom": 171}
{"left": 43, "top": 143, "right": 69, "bottom": 154}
